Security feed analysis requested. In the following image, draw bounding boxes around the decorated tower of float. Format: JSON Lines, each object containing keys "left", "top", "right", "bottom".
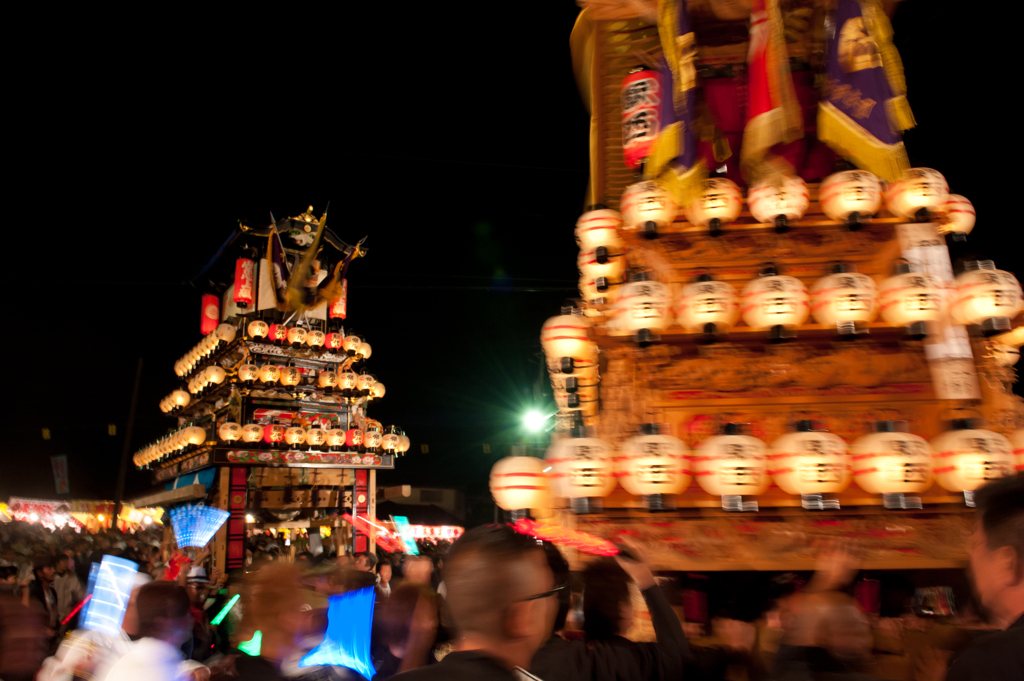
{"left": 492, "top": 0, "right": 1023, "bottom": 575}
{"left": 133, "top": 207, "right": 410, "bottom": 569}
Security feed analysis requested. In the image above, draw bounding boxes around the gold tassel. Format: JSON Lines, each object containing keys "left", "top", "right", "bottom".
{"left": 818, "top": 101, "right": 909, "bottom": 183}
{"left": 861, "top": 0, "right": 916, "bottom": 132}
{"left": 661, "top": 160, "right": 707, "bottom": 214}
{"left": 644, "top": 122, "right": 682, "bottom": 182}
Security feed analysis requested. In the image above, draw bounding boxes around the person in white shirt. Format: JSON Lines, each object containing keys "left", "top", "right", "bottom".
{"left": 105, "top": 581, "right": 208, "bottom": 681}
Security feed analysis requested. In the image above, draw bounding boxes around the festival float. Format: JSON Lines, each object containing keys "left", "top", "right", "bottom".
{"left": 491, "top": 0, "right": 1024, "bottom": 575}
{"left": 131, "top": 206, "right": 411, "bottom": 570}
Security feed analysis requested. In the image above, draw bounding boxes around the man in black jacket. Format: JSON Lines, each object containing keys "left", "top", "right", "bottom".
{"left": 944, "top": 475, "right": 1024, "bottom": 680}
{"left": 392, "top": 524, "right": 557, "bottom": 680}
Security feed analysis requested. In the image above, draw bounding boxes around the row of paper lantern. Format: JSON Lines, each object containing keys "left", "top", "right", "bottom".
{"left": 491, "top": 421, "right": 1024, "bottom": 513}
{"left": 595, "top": 168, "right": 973, "bottom": 246}
{"left": 558, "top": 259, "right": 1024, "bottom": 346}
{"left": 174, "top": 324, "right": 238, "bottom": 377}
{"left": 216, "top": 420, "right": 410, "bottom": 454}
{"left": 134, "top": 425, "right": 208, "bottom": 466}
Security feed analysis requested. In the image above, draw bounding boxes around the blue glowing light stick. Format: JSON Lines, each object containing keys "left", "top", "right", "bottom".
{"left": 82, "top": 556, "right": 139, "bottom": 637}
{"left": 299, "top": 586, "right": 376, "bottom": 678}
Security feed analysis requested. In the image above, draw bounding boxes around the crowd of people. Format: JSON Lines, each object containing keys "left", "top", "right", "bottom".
{"left": 0, "top": 474, "right": 1021, "bottom": 681}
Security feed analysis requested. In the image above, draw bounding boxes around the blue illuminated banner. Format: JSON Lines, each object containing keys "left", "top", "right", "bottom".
{"left": 82, "top": 556, "right": 139, "bottom": 637}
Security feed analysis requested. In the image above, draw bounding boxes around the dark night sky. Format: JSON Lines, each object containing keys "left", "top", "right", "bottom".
{"left": 4, "top": 2, "right": 1021, "bottom": 512}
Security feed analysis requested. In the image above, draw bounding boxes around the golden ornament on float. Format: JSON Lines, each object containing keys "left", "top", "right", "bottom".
{"left": 545, "top": 432, "right": 616, "bottom": 513}
{"left": 675, "top": 274, "right": 740, "bottom": 337}
{"left": 618, "top": 424, "right": 691, "bottom": 510}
{"left": 694, "top": 424, "right": 770, "bottom": 501}
{"left": 621, "top": 178, "right": 677, "bottom": 238}
{"left": 747, "top": 175, "right": 809, "bottom": 233}
{"left": 770, "top": 421, "right": 852, "bottom": 498}
{"left": 608, "top": 273, "right": 672, "bottom": 347}
{"left": 950, "top": 260, "right": 1024, "bottom": 336}
{"left": 810, "top": 264, "right": 879, "bottom": 336}
{"left": 884, "top": 168, "right": 949, "bottom": 223}
{"left": 931, "top": 418, "right": 1014, "bottom": 497}
{"left": 489, "top": 456, "right": 551, "bottom": 518}
{"left": 741, "top": 264, "right": 809, "bottom": 340}
{"left": 851, "top": 421, "right": 932, "bottom": 502}
{"left": 939, "top": 194, "right": 975, "bottom": 238}
{"left": 686, "top": 178, "right": 742, "bottom": 236}
{"left": 819, "top": 170, "right": 882, "bottom": 229}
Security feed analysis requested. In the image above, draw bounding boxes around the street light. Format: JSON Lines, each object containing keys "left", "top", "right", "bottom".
{"left": 523, "top": 411, "right": 547, "bottom": 432}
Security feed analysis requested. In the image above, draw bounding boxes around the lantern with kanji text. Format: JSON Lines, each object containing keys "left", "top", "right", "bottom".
{"left": 884, "top": 168, "right": 949, "bottom": 223}
{"left": 810, "top": 264, "right": 879, "bottom": 336}
{"left": 686, "top": 178, "right": 742, "bottom": 237}
{"left": 621, "top": 178, "right": 677, "bottom": 238}
{"left": 618, "top": 424, "right": 691, "bottom": 510}
{"left": 819, "top": 170, "right": 882, "bottom": 229}
{"left": 608, "top": 273, "right": 672, "bottom": 347}
{"left": 694, "top": 424, "right": 770, "bottom": 506}
{"left": 879, "top": 261, "right": 947, "bottom": 339}
{"left": 545, "top": 431, "right": 616, "bottom": 514}
{"left": 770, "top": 421, "right": 852, "bottom": 504}
{"left": 851, "top": 421, "right": 932, "bottom": 507}
{"left": 741, "top": 265, "right": 809, "bottom": 340}
{"left": 931, "top": 419, "right": 1014, "bottom": 500}
{"left": 675, "top": 274, "right": 740, "bottom": 338}
{"left": 951, "top": 260, "right": 1024, "bottom": 336}
{"left": 747, "top": 175, "right": 809, "bottom": 233}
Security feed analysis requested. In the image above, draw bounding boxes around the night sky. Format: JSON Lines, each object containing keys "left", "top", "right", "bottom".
{"left": 5, "top": 2, "right": 1020, "bottom": 519}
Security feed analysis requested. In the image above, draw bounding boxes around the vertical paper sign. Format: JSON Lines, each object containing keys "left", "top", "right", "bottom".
{"left": 896, "top": 222, "right": 980, "bottom": 400}
{"left": 50, "top": 455, "right": 69, "bottom": 495}
{"left": 82, "top": 556, "right": 139, "bottom": 637}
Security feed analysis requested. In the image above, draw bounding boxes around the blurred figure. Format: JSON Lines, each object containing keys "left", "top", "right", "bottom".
{"left": 942, "top": 476, "right": 1024, "bottom": 681}
{"left": 0, "top": 583, "right": 47, "bottom": 681}
{"left": 105, "top": 581, "right": 204, "bottom": 681}
{"left": 374, "top": 583, "right": 438, "bottom": 679}
{"left": 355, "top": 552, "right": 379, "bottom": 573}
{"left": 392, "top": 524, "right": 555, "bottom": 680}
{"left": 377, "top": 561, "right": 393, "bottom": 599}
{"left": 531, "top": 539, "right": 689, "bottom": 681}
{"left": 774, "top": 591, "right": 876, "bottom": 681}
{"left": 23, "top": 553, "right": 59, "bottom": 651}
{"left": 186, "top": 565, "right": 216, "bottom": 661}
{"left": 52, "top": 552, "right": 83, "bottom": 631}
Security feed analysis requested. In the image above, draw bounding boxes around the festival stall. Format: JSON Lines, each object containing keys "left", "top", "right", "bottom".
{"left": 490, "top": 0, "right": 1023, "bottom": 578}
{"left": 131, "top": 206, "right": 412, "bottom": 570}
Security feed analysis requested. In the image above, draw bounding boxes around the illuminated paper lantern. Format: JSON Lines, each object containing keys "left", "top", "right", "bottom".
{"left": 248, "top": 320, "right": 269, "bottom": 340}
{"left": 364, "top": 430, "right": 383, "bottom": 451}
{"left": 280, "top": 366, "right": 302, "bottom": 387}
{"left": 345, "top": 428, "right": 364, "bottom": 449}
{"left": 263, "top": 424, "right": 285, "bottom": 447}
{"left": 810, "top": 265, "right": 879, "bottom": 334}
{"left": 770, "top": 421, "right": 851, "bottom": 496}
{"left": 284, "top": 426, "right": 307, "bottom": 447}
{"left": 541, "top": 311, "right": 597, "bottom": 374}
{"left": 1012, "top": 428, "right": 1024, "bottom": 474}
{"left": 951, "top": 261, "right": 1024, "bottom": 336}
{"left": 741, "top": 265, "right": 810, "bottom": 338}
{"left": 990, "top": 343, "right": 1020, "bottom": 367}
{"left": 259, "top": 364, "right": 281, "bottom": 385}
{"left": 620, "top": 65, "right": 661, "bottom": 170}
{"left": 242, "top": 422, "right": 264, "bottom": 444}
{"left": 327, "top": 427, "right": 346, "bottom": 451}
{"left": 618, "top": 425, "right": 691, "bottom": 509}
{"left": 238, "top": 363, "right": 259, "bottom": 385}
{"left": 879, "top": 262, "right": 947, "bottom": 338}
{"left": 397, "top": 433, "right": 411, "bottom": 456}
{"left": 490, "top": 456, "right": 550, "bottom": 517}
{"left": 382, "top": 426, "right": 401, "bottom": 454}
{"left": 184, "top": 425, "right": 207, "bottom": 447}
{"left": 851, "top": 422, "right": 932, "bottom": 496}
{"left": 575, "top": 205, "right": 625, "bottom": 253}
{"left": 306, "top": 424, "right": 327, "bottom": 450}
{"left": 931, "top": 419, "right": 1014, "bottom": 494}
{"left": 215, "top": 323, "right": 237, "bottom": 345}
{"left": 318, "top": 370, "right": 338, "bottom": 390}
{"left": 356, "top": 373, "right": 375, "bottom": 395}
{"left": 343, "top": 335, "right": 362, "bottom": 356}
{"left": 329, "top": 279, "right": 348, "bottom": 320}
{"left": 171, "top": 390, "right": 191, "bottom": 408}
{"left": 608, "top": 275, "right": 672, "bottom": 346}
{"left": 694, "top": 424, "right": 771, "bottom": 497}
{"left": 747, "top": 175, "right": 809, "bottom": 233}
{"left": 884, "top": 168, "right": 949, "bottom": 222}
{"left": 939, "top": 194, "right": 975, "bottom": 238}
{"left": 218, "top": 422, "right": 242, "bottom": 442}
{"left": 685, "top": 178, "right": 742, "bottom": 236}
{"left": 268, "top": 324, "right": 289, "bottom": 345}
{"left": 170, "top": 504, "right": 230, "bottom": 548}
{"left": 369, "top": 382, "right": 386, "bottom": 400}
{"left": 287, "top": 327, "right": 308, "bottom": 348}
{"left": 545, "top": 433, "right": 616, "bottom": 514}
{"left": 325, "top": 332, "right": 344, "bottom": 351}
{"left": 819, "top": 170, "right": 882, "bottom": 228}
{"left": 578, "top": 248, "right": 627, "bottom": 293}
{"left": 306, "top": 330, "right": 326, "bottom": 349}
{"left": 621, "top": 179, "right": 677, "bottom": 238}
{"left": 356, "top": 342, "right": 372, "bottom": 360}
{"left": 206, "top": 366, "right": 227, "bottom": 387}
{"left": 200, "top": 294, "right": 220, "bottom": 335}
{"left": 339, "top": 371, "right": 358, "bottom": 395}
{"left": 174, "top": 360, "right": 186, "bottom": 378}
{"left": 233, "top": 257, "right": 255, "bottom": 309}
{"left": 675, "top": 275, "right": 740, "bottom": 336}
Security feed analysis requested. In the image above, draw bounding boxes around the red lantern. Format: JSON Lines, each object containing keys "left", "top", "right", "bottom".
{"left": 200, "top": 294, "right": 219, "bottom": 335}
{"left": 263, "top": 424, "right": 285, "bottom": 446}
{"left": 329, "top": 279, "right": 348, "bottom": 319}
{"left": 233, "top": 258, "right": 255, "bottom": 309}
{"left": 345, "top": 428, "right": 364, "bottom": 449}
{"left": 268, "top": 324, "right": 289, "bottom": 345}
{"left": 621, "top": 66, "right": 661, "bottom": 170}
{"left": 325, "top": 332, "right": 344, "bottom": 351}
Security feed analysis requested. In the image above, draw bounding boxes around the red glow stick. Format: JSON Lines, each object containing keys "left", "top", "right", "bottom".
{"left": 62, "top": 594, "right": 92, "bottom": 625}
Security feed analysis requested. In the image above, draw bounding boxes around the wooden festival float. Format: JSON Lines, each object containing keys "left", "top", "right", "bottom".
{"left": 490, "top": 0, "right": 1024, "bottom": 576}
{"left": 130, "top": 207, "right": 411, "bottom": 570}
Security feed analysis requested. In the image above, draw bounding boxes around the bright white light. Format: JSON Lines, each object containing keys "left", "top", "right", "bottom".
{"left": 142, "top": 516, "right": 153, "bottom": 525}
{"left": 29, "top": 513, "right": 39, "bottom": 522}
{"left": 523, "top": 411, "right": 547, "bottom": 432}
{"left": 245, "top": 514, "right": 256, "bottom": 524}
{"left": 543, "top": 467, "right": 552, "bottom": 473}
{"left": 97, "top": 514, "right": 105, "bottom": 522}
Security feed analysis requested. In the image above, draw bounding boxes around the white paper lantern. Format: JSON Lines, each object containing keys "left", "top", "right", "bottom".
{"left": 184, "top": 425, "right": 207, "bottom": 447}
{"left": 545, "top": 434, "right": 616, "bottom": 513}
{"left": 939, "top": 195, "right": 975, "bottom": 237}
{"left": 247, "top": 320, "right": 269, "bottom": 340}
{"left": 218, "top": 422, "right": 242, "bottom": 442}
{"left": 879, "top": 264, "right": 947, "bottom": 334}
{"left": 287, "top": 327, "right": 308, "bottom": 347}
{"left": 242, "top": 423, "right": 264, "bottom": 444}
{"left": 171, "top": 389, "right": 191, "bottom": 408}
{"left": 851, "top": 422, "right": 932, "bottom": 495}
{"left": 370, "top": 382, "right": 386, "bottom": 399}
{"left": 343, "top": 335, "right": 362, "bottom": 355}
{"left": 339, "top": 371, "right": 358, "bottom": 393}
{"left": 397, "top": 433, "right": 411, "bottom": 455}
{"left": 382, "top": 427, "right": 401, "bottom": 454}
{"left": 318, "top": 370, "right": 337, "bottom": 390}
{"left": 686, "top": 178, "right": 743, "bottom": 235}
{"left": 356, "top": 374, "right": 376, "bottom": 394}
{"left": 740, "top": 266, "right": 810, "bottom": 334}
{"left": 326, "top": 428, "right": 347, "bottom": 450}
{"left": 951, "top": 261, "right": 1024, "bottom": 335}
{"left": 306, "top": 330, "right": 326, "bottom": 348}
{"left": 259, "top": 364, "right": 281, "bottom": 384}
{"left": 280, "top": 366, "right": 302, "bottom": 387}
{"left": 621, "top": 179, "right": 678, "bottom": 237}
{"left": 579, "top": 275, "right": 619, "bottom": 312}
{"left": 747, "top": 176, "right": 809, "bottom": 232}
{"left": 356, "top": 342, "right": 372, "bottom": 360}
{"left": 770, "top": 422, "right": 852, "bottom": 495}
{"left": 215, "top": 323, "right": 237, "bottom": 344}
{"left": 490, "top": 456, "right": 551, "bottom": 515}
{"left": 694, "top": 425, "right": 770, "bottom": 496}
{"left": 810, "top": 267, "right": 879, "bottom": 331}
{"left": 618, "top": 425, "right": 691, "bottom": 509}
{"left": 931, "top": 420, "right": 1014, "bottom": 493}
{"left": 608, "top": 277, "right": 672, "bottom": 346}
{"left": 819, "top": 170, "right": 882, "bottom": 226}
{"left": 884, "top": 168, "right": 949, "bottom": 222}
{"left": 675, "top": 276, "right": 740, "bottom": 335}
{"left": 305, "top": 425, "right": 327, "bottom": 449}
{"left": 541, "top": 312, "right": 597, "bottom": 372}
{"left": 238, "top": 363, "right": 259, "bottom": 384}
{"left": 575, "top": 205, "right": 625, "bottom": 252}
{"left": 284, "top": 426, "right": 307, "bottom": 447}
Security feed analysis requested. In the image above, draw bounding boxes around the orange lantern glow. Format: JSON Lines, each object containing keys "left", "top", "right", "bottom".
{"left": 280, "top": 366, "right": 302, "bottom": 387}
{"left": 741, "top": 265, "right": 809, "bottom": 339}
{"left": 259, "top": 364, "right": 281, "bottom": 385}
{"left": 238, "top": 363, "right": 259, "bottom": 385}
{"left": 675, "top": 275, "right": 740, "bottom": 337}
{"left": 618, "top": 424, "right": 691, "bottom": 509}
{"left": 940, "top": 194, "right": 975, "bottom": 239}
{"left": 747, "top": 175, "right": 809, "bottom": 233}
{"left": 306, "top": 330, "right": 326, "bottom": 349}
{"left": 541, "top": 310, "right": 597, "bottom": 374}
{"left": 490, "top": 456, "right": 550, "bottom": 518}
{"left": 318, "top": 370, "right": 338, "bottom": 391}
{"left": 694, "top": 424, "right": 771, "bottom": 502}
{"left": 621, "top": 179, "right": 677, "bottom": 238}
{"left": 951, "top": 260, "right": 1024, "bottom": 336}
{"left": 575, "top": 205, "right": 625, "bottom": 253}
{"left": 326, "top": 427, "right": 346, "bottom": 451}
{"left": 686, "top": 178, "right": 742, "bottom": 236}
{"left": 931, "top": 419, "right": 1014, "bottom": 498}
{"left": 248, "top": 320, "right": 269, "bottom": 340}
{"left": 819, "top": 170, "right": 882, "bottom": 229}
{"left": 263, "top": 424, "right": 285, "bottom": 447}
{"left": 608, "top": 274, "right": 672, "bottom": 347}
{"left": 770, "top": 421, "right": 851, "bottom": 502}
{"left": 218, "top": 422, "right": 242, "bottom": 442}
{"left": 284, "top": 426, "right": 307, "bottom": 447}
{"left": 545, "top": 432, "right": 616, "bottom": 513}
{"left": 809, "top": 265, "right": 879, "bottom": 335}
{"left": 268, "top": 324, "right": 289, "bottom": 345}
{"left": 305, "top": 424, "right": 327, "bottom": 450}
{"left": 851, "top": 421, "right": 932, "bottom": 505}
{"left": 287, "top": 327, "right": 308, "bottom": 347}
{"left": 884, "top": 168, "right": 949, "bottom": 223}
{"left": 879, "top": 262, "right": 947, "bottom": 339}
{"left": 242, "top": 422, "right": 264, "bottom": 444}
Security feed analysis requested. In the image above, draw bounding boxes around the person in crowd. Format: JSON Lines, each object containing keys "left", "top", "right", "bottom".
{"left": 52, "top": 552, "right": 83, "bottom": 630}
{"left": 373, "top": 583, "right": 438, "bottom": 679}
{"left": 530, "top": 539, "right": 689, "bottom": 681}
{"left": 105, "top": 581, "right": 207, "bottom": 681}
{"left": 186, "top": 565, "right": 216, "bottom": 661}
{"left": 377, "top": 560, "right": 393, "bottom": 599}
{"left": 22, "top": 554, "right": 59, "bottom": 651}
{"left": 391, "top": 523, "right": 557, "bottom": 680}
{"left": 0, "top": 580, "right": 47, "bottom": 681}
{"left": 355, "top": 552, "right": 379, "bottom": 573}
